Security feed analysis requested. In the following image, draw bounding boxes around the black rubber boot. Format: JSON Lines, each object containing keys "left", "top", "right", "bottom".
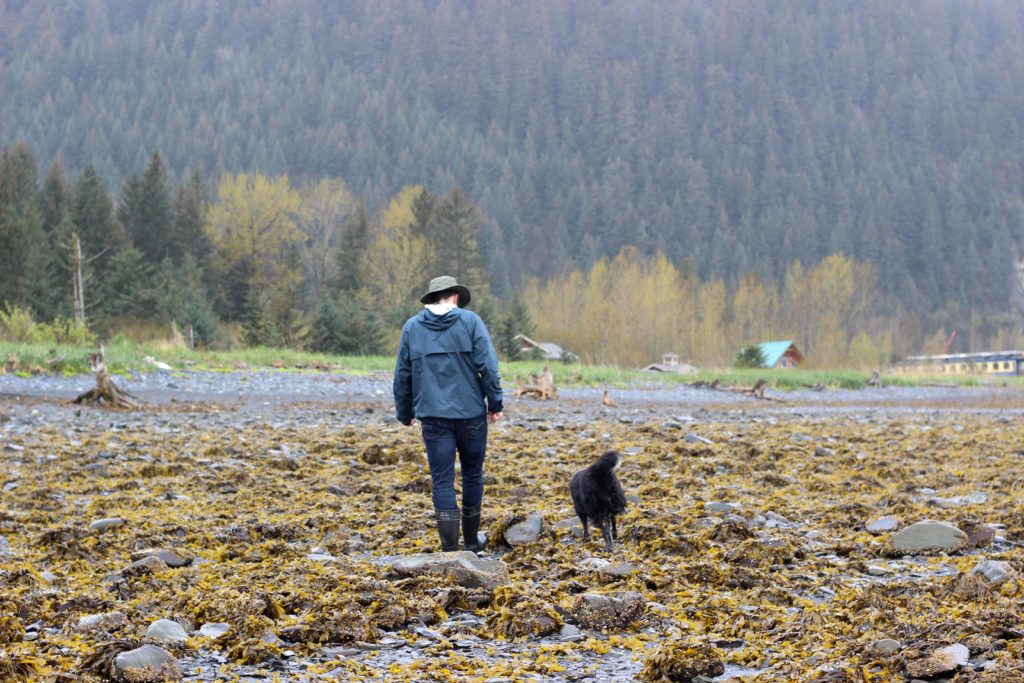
{"left": 462, "top": 504, "right": 487, "bottom": 554}
{"left": 435, "top": 508, "right": 461, "bottom": 552}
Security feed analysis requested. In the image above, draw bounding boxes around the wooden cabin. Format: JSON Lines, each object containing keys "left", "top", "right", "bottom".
{"left": 756, "top": 340, "right": 804, "bottom": 369}
{"left": 512, "top": 334, "right": 566, "bottom": 361}
{"left": 642, "top": 352, "right": 697, "bottom": 374}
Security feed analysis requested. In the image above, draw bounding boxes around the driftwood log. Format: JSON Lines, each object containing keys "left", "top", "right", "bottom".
{"left": 691, "top": 377, "right": 780, "bottom": 401}
{"left": 72, "top": 348, "right": 138, "bottom": 409}
{"left": 513, "top": 366, "right": 558, "bottom": 400}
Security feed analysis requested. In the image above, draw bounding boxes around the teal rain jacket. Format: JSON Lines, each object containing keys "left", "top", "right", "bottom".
{"left": 393, "top": 307, "right": 503, "bottom": 425}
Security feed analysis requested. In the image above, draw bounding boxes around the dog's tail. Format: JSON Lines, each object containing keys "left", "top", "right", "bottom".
{"left": 590, "top": 450, "right": 621, "bottom": 476}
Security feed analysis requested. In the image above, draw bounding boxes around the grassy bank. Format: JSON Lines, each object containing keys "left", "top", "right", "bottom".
{"left": 2, "top": 340, "right": 1020, "bottom": 389}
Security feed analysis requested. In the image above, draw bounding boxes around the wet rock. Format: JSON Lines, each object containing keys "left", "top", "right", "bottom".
{"left": 905, "top": 643, "right": 969, "bottom": 678}
{"left": 571, "top": 592, "right": 646, "bottom": 629}
{"left": 684, "top": 434, "right": 712, "bottom": 444}
{"left": 960, "top": 520, "right": 996, "bottom": 548}
{"left": 75, "top": 612, "right": 127, "bottom": 633}
{"left": 199, "top": 622, "right": 230, "bottom": 640}
{"left": 132, "top": 548, "right": 193, "bottom": 568}
{"left": 814, "top": 446, "right": 835, "bottom": 457}
{"left": 641, "top": 638, "right": 725, "bottom": 681}
{"left": 973, "top": 560, "right": 1014, "bottom": 586}
{"left": 90, "top": 517, "right": 126, "bottom": 532}
{"left": 694, "top": 516, "right": 721, "bottom": 530}
{"left": 867, "top": 638, "right": 902, "bottom": 655}
{"left": 554, "top": 517, "right": 584, "bottom": 538}
{"left": 765, "top": 511, "right": 790, "bottom": 527}
{"left": 887, "top": 520, "right": 967, "bottom": 554}
{"left": 578, "top": 557, "right": 610, "bottom": 571}
{"left": 122, "top": 555, "right": 169, "bottom": 578}
{"left": 114, "top": 644, "right": 182, "bottom": 682}
{"left": 393, "top": 551, "right": 509, "bottom": 590}
{"left": 504, "top": 511, "right": 544, "bottom": 545}
{"left": 146, "top": 619, "right": 188, "bottom": 643}
{"left": 866, "top": 516, "right": 900, "bottom": 534}
{"left": 599, "top": 562, "right": 640, "bottom": 577}
{"left": 449, "top": 558, "right": 509, "bottom": 590}
{"left": 559, "top": 624, "right": 582, "bottom": 640}
{"left": 704, "top": 501, "right": 738, "bottom": 514}
{"left": 623, "top": 446, "right": 643, "bottom": 455}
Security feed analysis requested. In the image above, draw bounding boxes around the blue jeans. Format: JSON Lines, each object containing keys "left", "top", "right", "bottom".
{"left": 420, "top": 415, "right": 488, "bottom": 510}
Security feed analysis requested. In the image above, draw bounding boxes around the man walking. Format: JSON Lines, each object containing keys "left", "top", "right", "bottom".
{"left": 393, "top": 275, "right": 503, "bottom": 553}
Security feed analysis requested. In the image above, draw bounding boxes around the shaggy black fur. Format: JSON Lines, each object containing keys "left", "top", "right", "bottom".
{"left": 569, "top": 450, "right": 627, "bottom": 552}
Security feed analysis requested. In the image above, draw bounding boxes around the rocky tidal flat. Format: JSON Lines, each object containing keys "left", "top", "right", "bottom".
{"left": 1, "top": 372, "right": 1024, "bottom": 681}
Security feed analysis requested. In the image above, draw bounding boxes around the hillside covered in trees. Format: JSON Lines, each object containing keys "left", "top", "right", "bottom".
{"left": 2, "top": 0, "right": 1024, "bottom": 362}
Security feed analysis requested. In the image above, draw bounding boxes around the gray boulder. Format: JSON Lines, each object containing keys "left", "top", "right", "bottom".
{"left": 905, "top": 643, "right": 969, "bottom": 678}
{"left": 199, "top": 622, "right": 231, "bottom": 640}
{"left": 973, "top": 560, "right": 1014, "bottom": 586}
{"left": 90, "top": 517, "right": 126, "bottom": 532}
{"left": 114, "top": 644, "right": 182, "bottom": 682}
{"left": 393, "top": 552, "right": 509, "bottom": 590}
{"left": 146, "top": 619, "right": 188, "bottom": 643}
{"left": 867, "top": 638, "right": 901, "bottom": 655}
{"left": 887, "top": 520, "right": 967, "bottom": 554}
{"left": 505, "top": 512, "right": 544, "bottom": 545}
{"left": 865, "top": 516, "right": 900, "bottom": 534}
{"left": 571, "top": 592, "right": 646, "bottom": 629}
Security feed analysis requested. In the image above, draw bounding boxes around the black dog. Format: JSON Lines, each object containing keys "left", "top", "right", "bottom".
{"left": 569, "top": 450, "right": 627, "bottom": 552}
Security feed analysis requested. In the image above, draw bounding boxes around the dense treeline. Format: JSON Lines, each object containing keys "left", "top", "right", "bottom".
{"left": 0, "top": 140, "right": 932, "bottom": 368}
{"left": 3, "top": 1, "right": 1024, "bottom": 356}
{"left": 0, "top": 141, "right": 503, "bottom": 355}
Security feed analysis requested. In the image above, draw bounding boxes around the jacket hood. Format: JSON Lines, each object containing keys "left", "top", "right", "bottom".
{"left": 417, "top": 307, "right": 461, "bottom": 331}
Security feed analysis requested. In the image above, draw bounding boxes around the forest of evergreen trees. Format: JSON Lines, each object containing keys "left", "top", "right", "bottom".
{"left": 2, "top": 0, "right": 1024, "bottom": 360}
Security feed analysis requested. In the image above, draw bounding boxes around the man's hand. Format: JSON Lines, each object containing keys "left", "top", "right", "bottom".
{"left": 407, "top": 419, "right": 417, "bottom": 427}
{"left": 487, "top": 412, "right": 503, "bottom": 424}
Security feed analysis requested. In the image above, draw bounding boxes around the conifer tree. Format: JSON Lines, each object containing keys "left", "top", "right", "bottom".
{"left": 171, "top": 171, "right": 210, "bottom": 266}
{"left": 71, "top": 164, "right": 124, "bottom": 274}
{"left": 100, "top": 246, "right": 154, "bottom": 318}
{"left": 335, "top": 198, "right": 369, "bottom": 295}
{"left": 120, "top": 150, "right": 173, "bottom": 264}
{"left": 153, "top": 255, "right": 218, "bottom": 346}
{"left": 0, "top": 143, "right": 41, "bottom": 307}
{"left": 432, "top": 187, "right": 485, "bottom": 291}
{"left": 497, "top": 295, "right": 534, "bottom": 360}
{"left": 309, "top": 297, "right": 347, "bottom": 354}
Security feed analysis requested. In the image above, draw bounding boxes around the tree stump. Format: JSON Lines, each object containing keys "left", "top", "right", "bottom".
{"left": 72, "top": 348, "right": 138, "bottom": 409}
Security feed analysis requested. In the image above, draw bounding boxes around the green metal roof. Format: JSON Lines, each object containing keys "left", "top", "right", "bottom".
{"left": 757, "top": 340, "right": 796, "bottom": 368}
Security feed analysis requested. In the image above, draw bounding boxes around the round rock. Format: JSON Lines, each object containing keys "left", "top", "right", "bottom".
{"left": 972, "top": 560, "right": 1013, "bottom": 586}
{"left": 90, "top": 517, "right": 126, "bottom": 532}
{"left": 199, "top": 622, "right": 231, "bottom": 640}
{"left": 114, "top": 644, "right": 182, "bottom": 682}
{"left": 146, "top": 619, "right": 188, "bottom": 643}
{"left": 887, "top": 520, "right": 967, "bottom": 553}
{"left": 505, "top": 511, "right": 544, "bottom": 545}
{"left": 866, "top": 516, "right": 900, "bottom": 534}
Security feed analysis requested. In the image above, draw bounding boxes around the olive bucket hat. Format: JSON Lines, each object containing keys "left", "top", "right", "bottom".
{"left": 419, "top": 275, "right": 471, "bottom": 307}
